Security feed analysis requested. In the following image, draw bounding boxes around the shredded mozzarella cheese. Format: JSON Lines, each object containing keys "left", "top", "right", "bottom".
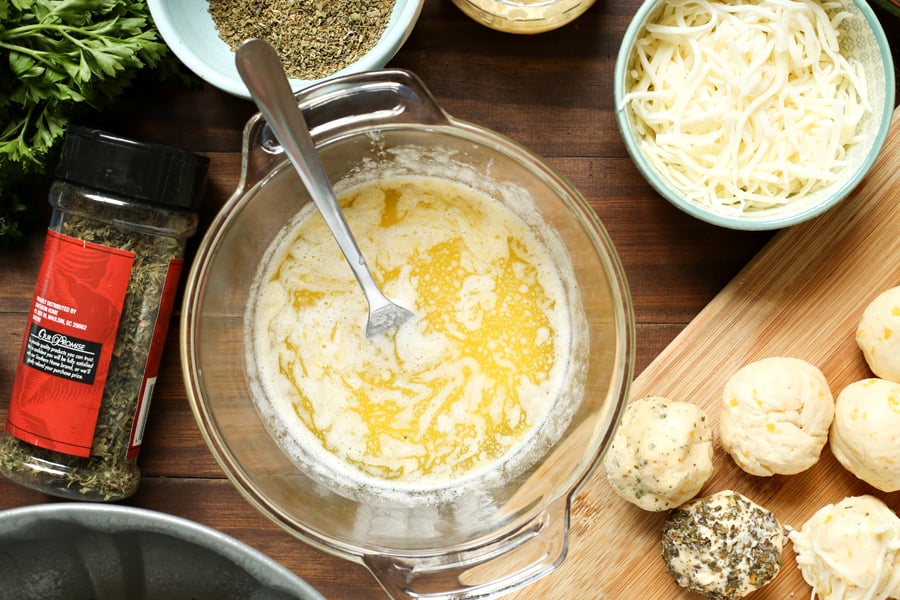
{"left": 622, "top": 0, "right": 869, "bottom": 215}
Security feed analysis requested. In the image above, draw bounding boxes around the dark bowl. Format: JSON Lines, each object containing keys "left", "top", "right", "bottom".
{"left": 0, "top": 503, "right": 324, "bottom": 600}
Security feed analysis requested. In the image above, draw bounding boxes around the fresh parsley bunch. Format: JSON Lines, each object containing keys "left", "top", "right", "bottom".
{"left": 0, "top": 0, "right": 179, "bottom": 245}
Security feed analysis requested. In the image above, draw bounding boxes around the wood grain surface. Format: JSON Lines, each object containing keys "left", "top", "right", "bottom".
{"left": 0, "top": 1, "right": 898, "bottom": 598}
{"left": 509, "top": 109, "right": 900, "bottom": 599}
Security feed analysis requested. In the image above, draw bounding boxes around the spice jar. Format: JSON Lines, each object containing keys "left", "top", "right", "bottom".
{"left": 0, "top": 126, "right": 209, "bottom": 501}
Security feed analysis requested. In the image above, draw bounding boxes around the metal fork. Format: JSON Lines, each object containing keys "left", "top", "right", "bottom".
{"left": 236, "top": 39, "right": 414, "bottom": 338}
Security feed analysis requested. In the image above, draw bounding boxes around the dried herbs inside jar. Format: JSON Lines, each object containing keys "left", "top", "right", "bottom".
{"left": 0, "top": 127, "right": 207, "bottom": 502}
{"left": 208, "top": 0, "right": 396, "bottom": 80}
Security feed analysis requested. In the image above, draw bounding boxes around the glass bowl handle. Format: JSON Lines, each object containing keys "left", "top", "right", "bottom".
{"left": 364, "top": 496, "right": 570, "bottom": 600}
{"left": 235, "top": 69, "right": 452, "bottom": 197}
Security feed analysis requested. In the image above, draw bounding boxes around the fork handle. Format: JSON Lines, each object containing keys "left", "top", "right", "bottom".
{"left": 235, "top": 38, "right": 384, "bottom": 303}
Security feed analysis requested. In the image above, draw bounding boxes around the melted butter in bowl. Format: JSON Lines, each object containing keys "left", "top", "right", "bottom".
{"left": 247, "top": 173, "right": 582, "bottom": 499}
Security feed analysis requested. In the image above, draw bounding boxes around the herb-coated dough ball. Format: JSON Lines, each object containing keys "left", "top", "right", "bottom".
{"left": 830, "top": 378, "right": 900, "bottom": 492}
{"left": 719, "top": 357, "right": 834, "bottom": 476}
{"left": 603, "top": 395, "right": 713, "bottom": 511}
{"left": 661, "top": 490, "right": 785, "bottom": 600}
{"left": 856, "top": 286, "right": 900, "bottom": 384}
{"left": 789, "top": 495, "right": 900, "bottom": 600}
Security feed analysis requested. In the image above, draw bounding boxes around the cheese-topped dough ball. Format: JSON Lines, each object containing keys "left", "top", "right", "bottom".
{"left": 604, "top": 395, "right": 713, "bottom": 511}
{"left": 789, "top": 495, "right": 900, "bottom": 600}
{"left": 830, "top": 378, "right": 900, "bottom": 492}
{"left": 856, "top": 286, "right": 900, "bottom": 383}
{"left": 719, "top": 357, "right": 834, "bottom": 476}
{"left": 662, "top": 490, "right": 785, "bottom": 600}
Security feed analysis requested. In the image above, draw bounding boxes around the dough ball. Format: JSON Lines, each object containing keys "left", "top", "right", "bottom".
{"left": 719, "top": 357, "right": 834, "bottom": 476}
{"left": 789, "top": 495, "right": 900, "bottom": 600}
{"left": 662, "top": 490, "right": 785, "bottom": 599}
{"left": 830, "top": 378, "right": 900, "bottom": 492}
{"left": 604, "top": 395, "right": 713, "bottom": 511}
{"left": 856, "top": 286, "right": 900, "bottom": 383}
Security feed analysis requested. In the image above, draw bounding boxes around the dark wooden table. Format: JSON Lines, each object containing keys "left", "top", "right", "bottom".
{"left": 1, "top": 1, "right": 897, "bottom": 598}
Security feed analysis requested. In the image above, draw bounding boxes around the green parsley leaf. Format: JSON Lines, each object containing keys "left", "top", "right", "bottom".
{"left": 0, "top": 0, "right": 184, "bottom": 246}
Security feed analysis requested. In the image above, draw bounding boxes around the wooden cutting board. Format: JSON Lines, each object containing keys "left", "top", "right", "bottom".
{"left": 510, "top": 108, "right": 900, "bottom": 599}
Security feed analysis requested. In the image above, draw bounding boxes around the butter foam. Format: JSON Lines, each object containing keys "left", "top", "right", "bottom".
{"left": 246, "top": 155, "right": 586, "bottom": 503}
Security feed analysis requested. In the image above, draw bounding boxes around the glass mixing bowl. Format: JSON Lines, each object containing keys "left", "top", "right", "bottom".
{"left": 181, "top": 70, "right": 633, "bottom": 599}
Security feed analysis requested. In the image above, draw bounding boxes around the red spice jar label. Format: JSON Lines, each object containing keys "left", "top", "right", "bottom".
{"left": 126, "top": 257, "right": 183, "bottom": 458}
{"left": 6, "top": 229, "right": 134, "bottom": 457}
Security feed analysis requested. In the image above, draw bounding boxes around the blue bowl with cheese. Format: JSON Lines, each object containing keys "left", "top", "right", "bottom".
{"left": 615, "top": 0, "right": 895, "bottom": 231}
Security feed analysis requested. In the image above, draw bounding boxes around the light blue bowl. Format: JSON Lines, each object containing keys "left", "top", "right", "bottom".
{"left": 615, "top": 0, "right": 895, "bottom": 230}
{"left": 148, "top": 0, "right": 424, "bottom": 99}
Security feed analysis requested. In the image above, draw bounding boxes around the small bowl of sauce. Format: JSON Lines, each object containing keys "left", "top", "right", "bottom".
{"left": 451, "top": 0, "right": 595, "bottom": 33}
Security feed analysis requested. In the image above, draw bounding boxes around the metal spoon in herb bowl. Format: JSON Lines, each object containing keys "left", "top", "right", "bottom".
{"left": 235, "top": 38, "right": 414, "bottom": 338}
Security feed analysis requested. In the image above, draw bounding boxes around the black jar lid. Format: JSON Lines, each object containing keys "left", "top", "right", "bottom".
{"left": 55, "top": 126, "right": 210, "bottom": 211}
